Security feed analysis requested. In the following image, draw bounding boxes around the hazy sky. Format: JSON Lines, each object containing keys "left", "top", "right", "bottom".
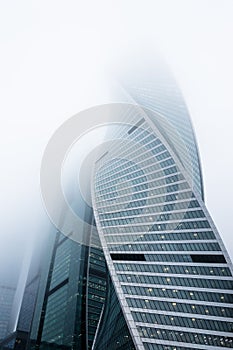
{"left": 0, "top": 0, "right": 233, "bottom": 282}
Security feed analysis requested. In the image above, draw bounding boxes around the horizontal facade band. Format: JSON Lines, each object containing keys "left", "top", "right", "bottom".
{"left": 120, "top": 282, "right": 233, "bottom": 294}
{"left": 141, "top": 337, "right": 232, "bottom": 350}
{"left": 136, "top": 321, "right": 233, "bottom": 337}
{"left": 117, "top": 271, "right": 232, "bottom": 280}
{"left": 114, "top": 260, "right": 229, "bottom": 267}
{"left": 99, "top": 209, "right": 204, "bottom": 223}
{"left": 108, "top": 239, "right": 217, "bottom": 245}
{"left": 109, "top": 250, "right": 223, "bottom": 255}
{"left": 96, "top": 179, "right": 186, "bottom": 203}
{"left": 96, "top": 188, "right": 192, "bottom": 209}
{"left": 103, "top": 228, "right": 213, "bottom": 236}
{"left": 96, "top": 164, "right": 179, "bottom": 194}
{"left": 98, "top": 197, "right": 196, "bottom": 214}
{"left": 130, "top": 307, "right": 233, "bottom": 322}
{"left": 101, "top": 217, "right": 210, "bottom": 228}
{"left": 95, "top": 155, "right": 174, "bottom": 187}
{"left": 97, "top": 169, "right": 182, "bottom": 195}
{"left": 125, "top": 294, "right": 233, "bottom": 308}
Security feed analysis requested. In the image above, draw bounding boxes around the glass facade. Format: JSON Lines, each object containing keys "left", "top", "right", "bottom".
{"left": 0, "top": 286, "right": 15, "bottom": 341}
{"left": 35, "top": 234, "right": 90, "bottom": 349}
{"left": 92, "top": 108, "right": 233, "bottom": 349}
{"left": 27, "top": 216, "right": 107, "bottom": 350}
{"left": 15, "top": 62, "right": 233, "bottom": 350}
{"left": 116, "top": 59, "right": 204, "bottom": 200}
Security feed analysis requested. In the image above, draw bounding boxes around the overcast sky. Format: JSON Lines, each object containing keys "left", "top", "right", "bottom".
{"left": 0, "top": 0, "right": 233, "bottom": 283}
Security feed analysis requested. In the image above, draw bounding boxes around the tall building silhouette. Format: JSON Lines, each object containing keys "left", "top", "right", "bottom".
{"left": 0, "top": 286, "right": 16, "bottom": 341}
{"left": 91, "top": 103, "right": 233, "bottom": 349}
{"left": 10, "top": 59, "right": 233, "bottom": 350}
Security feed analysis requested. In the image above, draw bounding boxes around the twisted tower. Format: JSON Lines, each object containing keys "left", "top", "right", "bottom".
{"left": 37, "top": 60, "right": 233, "bottom": 350}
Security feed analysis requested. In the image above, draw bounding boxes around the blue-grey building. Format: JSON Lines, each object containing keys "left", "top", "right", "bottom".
{"left": 7, "top": 58, "right": 233, "bottom": 350}
{"left": 0, "top": 286, "right": 15, "bottom": 342}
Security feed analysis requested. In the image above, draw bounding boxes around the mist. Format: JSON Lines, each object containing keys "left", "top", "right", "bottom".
{"left": 0, "top": 0, "right": 233, "bottom": 290}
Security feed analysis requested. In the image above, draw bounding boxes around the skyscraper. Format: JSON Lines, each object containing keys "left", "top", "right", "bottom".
{"left": 23, "top": 60, "right": 233, "bottom": 349}
{"left": 0, "top": 286, "right": 16, "bottom": 341}
{"left": 91, "top": 103, "right": 233, "bottom": 349}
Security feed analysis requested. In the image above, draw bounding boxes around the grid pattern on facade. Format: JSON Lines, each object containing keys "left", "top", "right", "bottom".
{"left": 93, "top": 114, "right": 233, "bottom": 349}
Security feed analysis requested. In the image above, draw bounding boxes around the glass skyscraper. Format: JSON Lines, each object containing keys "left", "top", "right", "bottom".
{"left": 11, "top": 59, "right": 233, "bottom": 350}
{"left": 0, "top": 286, "right": 16, "bottom": 341}
{"left": 92, "top": 103, "right": 233, "bottom": 349}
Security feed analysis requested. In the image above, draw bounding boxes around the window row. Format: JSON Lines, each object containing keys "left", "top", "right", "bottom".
{"left": 133, "top": 311, "right": 233, "bottom": 333}
{"left": 114, "top": 263, "right": 231, "bottom": 277}
{"left": 144, "top": 342, "right": 193, "bottom": 350}
{"left": 100, "top": 209, "right": 205, "bottom": 225}
{"left": 122, "top": 285, "right": 233, "bottom": 304}
{"left": 138, "top": 326, "right": 233, "bottom": 348}
{"left": 96, "top": 164, "right": 179, "bottom": 192}
{"left": 109, "top": 242, "right": 221, "bottom": 253}
{"left": 143, "top": 253, "right": 226, "bottom": 263}
{"left": 150, "top": 220, "right": 211, "bottom": 232}
{"left": 96, "top": 182, "right": 188, "bottom": 206}
{"left": 95, "top": 157, "right": 175, "bottom": 187}
{"left": 96, "top": 189, "right": 193, "bottom": 212}
{"left": 119, "top": 273, "right": 233, "bottom": 290}
{"left": 127, "top": 297, "right": 232, "bottom": 318}
{"left": 99, "top": 198, "right": 199, "bottom": 218}
{"left": 105, "top": 231, "right": 215, "bottom": 242}
{"left": 97, "top": 172, "right": 182, "bottom": 198}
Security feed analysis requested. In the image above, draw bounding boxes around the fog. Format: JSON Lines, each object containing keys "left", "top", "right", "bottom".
{"left": 0, "top": 0, "right": 233, "bottom": 288}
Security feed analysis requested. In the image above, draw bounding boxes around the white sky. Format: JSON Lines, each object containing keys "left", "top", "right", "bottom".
{"left": 0, "top": 0, "right": 232, "bottom": 280}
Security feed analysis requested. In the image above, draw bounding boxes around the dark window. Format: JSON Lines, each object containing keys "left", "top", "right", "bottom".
{"left": 111, "top": 253, "right": 146, "bottom": 261}
{"left": 191, "top": 254, "right": 226, "bottom": 263}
